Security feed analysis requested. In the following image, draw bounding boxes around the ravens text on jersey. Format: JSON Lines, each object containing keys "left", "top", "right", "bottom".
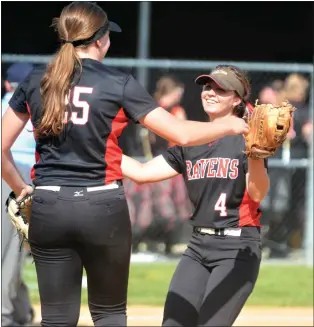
{"left": 163, "top": 135, "right": 267, "bottom": 228}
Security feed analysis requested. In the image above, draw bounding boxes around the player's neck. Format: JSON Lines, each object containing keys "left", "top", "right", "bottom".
{"left": 76, "top": 49, "right": 103, "bottom": 62}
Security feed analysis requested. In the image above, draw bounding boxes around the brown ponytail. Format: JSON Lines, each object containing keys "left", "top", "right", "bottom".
{"left": 37, "top": 43, "right": 82, "bottom": 138}
{"left": 36, "top": 1, "right": 108, "bottom": 138}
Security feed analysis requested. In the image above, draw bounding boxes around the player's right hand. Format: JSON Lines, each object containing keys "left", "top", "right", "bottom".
{"left": 220, "top": 115, "right": 249, "bottom": 136}
{"left": 16, "top": 184, "right": 34, "bottom": 202}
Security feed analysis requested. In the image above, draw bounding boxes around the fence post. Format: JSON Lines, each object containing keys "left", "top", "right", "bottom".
{"left": 136, "top": 1, "right": 151, "bottom": 89}
{"left": 304, "top": 69, "right": 314, "bottom": 266}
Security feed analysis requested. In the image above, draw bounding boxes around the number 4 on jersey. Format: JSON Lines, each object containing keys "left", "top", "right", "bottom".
{"left": 65, "top": 86, "right": 93, "bottom": 125}
{"left": 214, "top": 193, "right": 227, "bottom": 216}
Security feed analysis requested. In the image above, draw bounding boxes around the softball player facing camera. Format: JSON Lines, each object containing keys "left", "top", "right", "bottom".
{"left": 122, "top": 65, "right": 269, "bottom": 327}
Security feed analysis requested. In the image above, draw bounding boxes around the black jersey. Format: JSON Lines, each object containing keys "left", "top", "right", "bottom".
{"left": 9, "top": 58, "right": 159, "bottom": 187}
{"left": 162, "top": 135, "right": 268, "bottom": 228}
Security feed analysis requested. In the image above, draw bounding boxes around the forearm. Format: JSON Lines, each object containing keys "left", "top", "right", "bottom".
{"left": 140, "top": 107, "right": 240, "bottom": 147}
{"left": 180, "top": 120, "right": 232, "bottom": 146}
{"left": 121, "top": 155, "right": 145, "bottom": 183}
{"left": 1, "top": 150, "right": 28, "bottom": 194}
{"left": 246, "top": 159, "right": 270, "bottom": 202}
{"left": 121, "top": 154, "right": 179, "bottom": 184}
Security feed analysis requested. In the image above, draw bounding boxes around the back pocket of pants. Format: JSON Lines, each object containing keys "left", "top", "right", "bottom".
{"left": 33, "top": 190, "right": 58, "bottom": 206}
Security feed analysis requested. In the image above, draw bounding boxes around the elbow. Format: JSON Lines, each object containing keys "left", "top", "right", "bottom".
{"left": 2, "top": 144, "right": 8, "bottom": 153}
{"left": 125, "top": 177, "right": 147, "bottom": 185}
{"left": 123, "top": 173, "right": 145, "bottom": 185}
{"left": 1, "top": 147, "right": 10, "bottom": 158}
{"left": 247, "top": 180, "right": 270, "bottom": 202}
{"left": 248, "top": 192, "right": 267, "bottom": 203}
{"left": 134, "top": 180, "right": 146, "bottom": 185}
{"left": 249, "top": 188, "right": 270, "bottom": 203}
{"left": 122, "top": 162, "right": 148, "bottom": 184}
{"left": 173, "top": 134, "right": 189, "bottom": 147}
{"left": 2, "top": 141, "right": 12, "bottom": 153}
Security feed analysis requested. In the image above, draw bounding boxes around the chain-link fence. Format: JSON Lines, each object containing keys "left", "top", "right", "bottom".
{"left": 2, "top": 55, "right": 313, "bottom": 262}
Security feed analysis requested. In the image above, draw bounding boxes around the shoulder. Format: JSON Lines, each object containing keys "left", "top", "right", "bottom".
{"left": 27, "top": 65, "right": 47, "bottom": 80}
{"left": 85, "top": 60, "right": 131, "bottom": 83}
{"left": 21, "top": 65, "right": 46, "bottom": 91}
{"left": 99, "top": 64, "right": 130, "bottom": 79}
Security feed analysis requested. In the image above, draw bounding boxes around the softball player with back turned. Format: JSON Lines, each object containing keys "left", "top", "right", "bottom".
{"left": 122, "top": 65, "right": 270, "bottom": 327}
{"left": 1, "top": 2, "right": 249, "bottom": 326}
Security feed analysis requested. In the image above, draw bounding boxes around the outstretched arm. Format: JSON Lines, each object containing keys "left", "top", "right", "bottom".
{"left": 121, "top": 154, "right": 180, "bottom": 184}
{"left": 246, "top": 159, "right": 270, "bottom": 202}
{"left": 122, "top": 74, "right": 248, "bottom": 148}
{"left": 139, "top": 107, "right": 247, "bottom": 147}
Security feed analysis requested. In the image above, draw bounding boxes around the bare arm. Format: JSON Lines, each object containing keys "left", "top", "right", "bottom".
{"left": 139, "top": 107, "right": 247, "bottom": 147}
{"left": 2, "top": 107, "right": 30, "bottom": 194}
{"left": 121, "top": 154, "right": 179, "bottom": 184}
{"left": 246, "top": 159, "right": 270, "bottom": 202}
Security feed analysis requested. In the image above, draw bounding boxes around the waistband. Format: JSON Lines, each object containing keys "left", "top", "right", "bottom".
{"left": 193, "top": 226, "right": 261, "bottom": 239}
{"left": 36, "top": 180, "right": 122, "bottom": 193}
{"left": 194, "top": 227, "right": 242, "bottom": 237}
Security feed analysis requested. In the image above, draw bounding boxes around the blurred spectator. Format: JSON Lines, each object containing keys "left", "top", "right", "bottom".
{"left": 146, "top": 75, "right": 186, "bottom": 157}
{"left": 280, "top": 74, "right": 312, "bottom": 149}
{"left": 125, "top": 75, "right": 191, "bottom": 254}
{"left": 2, "top": 63, "right": 35, "bottom": 326}
{"left": 265, "top": 73, "right": 312, "bottom": 257}
{"left": 283, "top": 74, "right": 311, "bottom": 249}
{"left": 258, "top": 79, "right": 284, "bottom": 104}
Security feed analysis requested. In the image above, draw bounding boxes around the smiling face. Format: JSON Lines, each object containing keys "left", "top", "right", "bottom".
{"left": 201, "top": 80, "right": 242, "bottom": 120}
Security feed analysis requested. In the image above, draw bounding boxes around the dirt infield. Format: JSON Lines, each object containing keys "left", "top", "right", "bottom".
{"left": 33, "top": 305, "right": 313, "bottom": 326}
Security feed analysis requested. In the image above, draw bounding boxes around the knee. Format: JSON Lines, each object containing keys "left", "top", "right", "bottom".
{"left": 41, "top": 311, "right": 80, "bottom": 327}
{"left": 162, "top": 291, "right": 199, "bottom": 327}
{"left": 89, "top": 301, "right": 127, "bottom": 326}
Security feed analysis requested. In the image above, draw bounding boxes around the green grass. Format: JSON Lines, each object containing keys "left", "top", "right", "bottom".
{"left": 23, "top": 260, "right": 313, "bottom": 307}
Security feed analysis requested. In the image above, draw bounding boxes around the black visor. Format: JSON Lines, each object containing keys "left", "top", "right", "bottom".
{"left": 69, "top": 21, "right": 121, "bottom": 47}
{"left": 108, "top": 21, "right": 122, "bottom": 33}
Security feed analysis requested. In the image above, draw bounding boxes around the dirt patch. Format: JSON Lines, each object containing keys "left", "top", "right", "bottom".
{"left": 33, "top": 305, "right": 313, "bottom": 326}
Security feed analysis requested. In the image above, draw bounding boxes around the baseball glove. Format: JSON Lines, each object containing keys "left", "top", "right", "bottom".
{"left": 6, "top": 187, "right": 34, "bottom": 242}
{"left": 244, "top": 100, "right": 296, "bottom": 159}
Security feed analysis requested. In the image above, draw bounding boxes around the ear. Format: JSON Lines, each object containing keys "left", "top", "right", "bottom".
{"left": 95, "top": 39, "right": 102, "bottom": 49}
{"left": 233, "top": 96, "right": 242, "bottom": 108}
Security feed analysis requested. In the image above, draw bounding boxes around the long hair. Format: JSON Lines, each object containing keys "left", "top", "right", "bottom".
{"left": 215, "top": 65, "right": 251, "bottom": 118}
{"left": 36, "top": 2, "right": 107, "bottom": 138}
